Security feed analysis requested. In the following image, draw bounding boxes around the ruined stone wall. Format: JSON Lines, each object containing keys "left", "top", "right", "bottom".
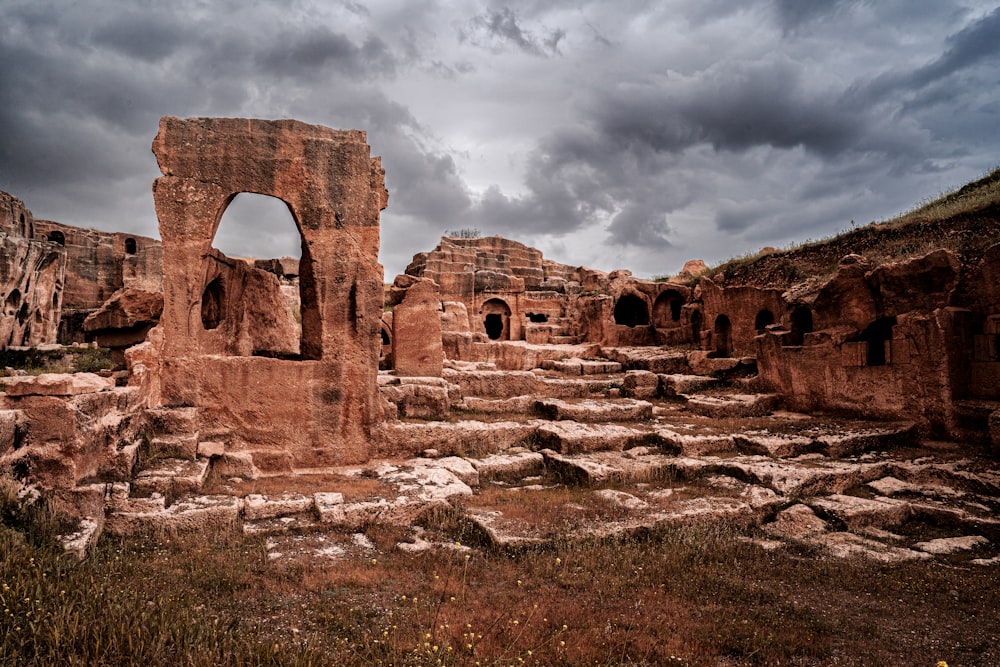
{"left": 151, "top": 116, "right": 388, "bottom": 468}
{"left": 31, "top": 219, "right": 162, "bottom": 311}
{"left": 696, "top": 278, "right": 787, "bottom": 357}
{"left": 0, "top": 191, "right": 66, "bottom": 347}
{"left": 751, "top": 250, "right": 970, "bottom": 435}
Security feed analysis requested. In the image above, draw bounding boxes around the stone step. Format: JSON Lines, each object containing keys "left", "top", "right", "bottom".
{"left": 132, "top": 458, "right": 210, "bottom": 496}
{"left": 540, "top": 358, "right": 622, "bottom": 375}
{"left": 535, "top": 397, "right": 654, "bottom": 422}
{"left": 534, "top": 421, "right": 665, "bottom": 454}
{"left": 683, "top": 393, "right": 781, "bottom": 418}
{"left": 149, "top": 433, "right": 199, "bottom": 459}
{"left": 381, "top": 420, "right": 539, "bottom": 457}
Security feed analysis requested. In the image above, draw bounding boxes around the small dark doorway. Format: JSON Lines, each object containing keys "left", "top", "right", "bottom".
{"left": 786, "top": 306, "right": 813, "bottom": 346}
{"left": 713, "top": 314, "right": 733, "bottom": 358}
{"left": 125, "top": 238, "right": 137, "bottom": 255}
{"left": 201, "top": 278, "right": 225, "bottom": 330}
{"left": 690, "top": 310, "right": 703, "bottom": 348}
{"left": 527, "top": 313, "right": 548, "bottom": 323}
{"left": 614, "top": 294, "right": 650, "bottom": 327}
{"left": 48, "top": 231, "right": 65, "bottom": 246}
{"left": 652, "top": 290, "right": 684, "bottom": 327}
{"left": 860, "top": 317, "right": 896, "bottom": 366}
{"left": 754, "top": 309, "right": 775, "bottom": 334}
{"left": 480, "top": 298, "right": 512, "bottom": 341}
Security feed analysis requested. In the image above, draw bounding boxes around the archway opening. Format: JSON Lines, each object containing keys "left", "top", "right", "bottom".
{"left": 201, "top": 278, "right": 224, "bottom": 330}
{"left": 860, "top": 316, "right": 896, "bottom": 366}
{"left": 614, "top": 294, "right": 649, "bottom": 327}
{"left": 47, "top": 231, "right": 65, "bottom": 246}
{"left": 754, "top": 309, "right": 775, "bottom": 334}
{"left": 481, "top": 298, "right": 511, "bottom": 341}
{"left": 786, "top": 306, "right": 813, "bottom": 346}
{"left": 713, "top": 314, "right": 733, "bottom": 358}
{"left": 210, "top": 193, "right": 309, "bottom": 357}
{"left": 652, "top": 290, "right": 683, "bottom": 327}
{"left": 125, "top": 238, "right": 137, "bottom": 255}
{"left": 690, "top": 310, "right": 703, "bottom": 348}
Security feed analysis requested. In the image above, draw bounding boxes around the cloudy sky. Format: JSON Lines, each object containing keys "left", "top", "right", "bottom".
{"left": 1, "top": 1, "right": 998, "bottom": 279}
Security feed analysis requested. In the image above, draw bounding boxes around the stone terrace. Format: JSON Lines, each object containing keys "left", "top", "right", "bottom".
{"left": 46, "top": 344, "right": 1000, "bottom": 566}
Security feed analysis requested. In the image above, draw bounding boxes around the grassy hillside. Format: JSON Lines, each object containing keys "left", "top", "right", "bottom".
{"left": 703, "top": 166, "right": 1000, "bottom": 288}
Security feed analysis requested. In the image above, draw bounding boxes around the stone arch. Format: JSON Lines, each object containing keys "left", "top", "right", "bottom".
{"left": 47, "top": 230, "right": 65, "bottom": 246}
{"left": 614, "top": 293, "right": 650, "bottom": 327}
{"left": 786, "top": 306, "right": 813, "bottom": 346}
{"left": 124, "top": 237, "right": 137, "bottom": 254}
{"left": 652, "top": 290, "right": 684, "bottom": 327}
{"left": 208, "top": 192, "right": 307, "bottom": 358}
{"left": 481, "top": 298, "right": 512, "bottom": 340}
{"left": 754, "top": 309, "right": 775, "bottom": 334}
{"left": 713, "top": 314, "right": 733, "bottom": 358}
{"left": 151, "top": 116, "right": 388, "bottom": 466}
{"left": 18, "top": 213, "right": 26, "bottom": 236}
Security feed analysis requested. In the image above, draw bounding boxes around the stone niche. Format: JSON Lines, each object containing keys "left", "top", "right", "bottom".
{"left": 151, "top": 117, "right": 388, "bottom": 468}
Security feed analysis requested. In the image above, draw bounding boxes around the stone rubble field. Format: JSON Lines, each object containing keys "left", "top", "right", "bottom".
{"left": 61, "top": 346, "right": 1000, "bottom": 569}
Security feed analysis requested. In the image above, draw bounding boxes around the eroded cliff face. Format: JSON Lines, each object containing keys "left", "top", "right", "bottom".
{"left": 0, "top": 192, "right": 66, "bottom": 347}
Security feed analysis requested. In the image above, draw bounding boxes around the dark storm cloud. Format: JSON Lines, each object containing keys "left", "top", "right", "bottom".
{"left": 907, "top": 5, "right": 1000, "bottom": 89}
{"left": 91, "top": 11, "right": 193, "bottom": 62}
{"left": 256, "top": 27, "right": 397, "bottom": 78}
{"left": 460, "top": 6, "right": 565, "bottom": 56}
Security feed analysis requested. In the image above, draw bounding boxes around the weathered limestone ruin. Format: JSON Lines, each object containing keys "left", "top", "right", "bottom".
{"left": 0, "top": 117, "right": 998, "bottom": 567}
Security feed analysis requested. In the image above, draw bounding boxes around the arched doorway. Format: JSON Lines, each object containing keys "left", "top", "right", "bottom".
{"left": 124, "top": 238, "right": 137, "bottom": 254}
{"left": 47, "top": 231, "right": 65, "bottom": 246}
{"left": 690, "top": 310, "right": 703, "bottom": 348}
{"left": 652, "top": 290, "right": 684, "bottom": 328}
{"left": 614, "top": 293, "right": 650, "bottom": 327}
{"left": 208, "top": 192, "right": 309, "bottom": 358}
{"left": 859, "top": 317, "right": 896, "bottom": 366}
{"left": 754, "top": 309, "right": 775, "bottom": 334}
{"left": 786, "top": 306, "right": 813, "bottom": 346}
{"left": 481, "top": 298, "right": 511, "bottom": 340}
{"left": 713, "top": 314, "right": 733, "bottom": 357}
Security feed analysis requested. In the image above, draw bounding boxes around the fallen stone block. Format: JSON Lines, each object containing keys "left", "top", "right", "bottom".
{"left": 621, "top": 370, "right": 659, "bottom": 399}
{"left": 59, "top": 517, "right": 103, "bottom": 560}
